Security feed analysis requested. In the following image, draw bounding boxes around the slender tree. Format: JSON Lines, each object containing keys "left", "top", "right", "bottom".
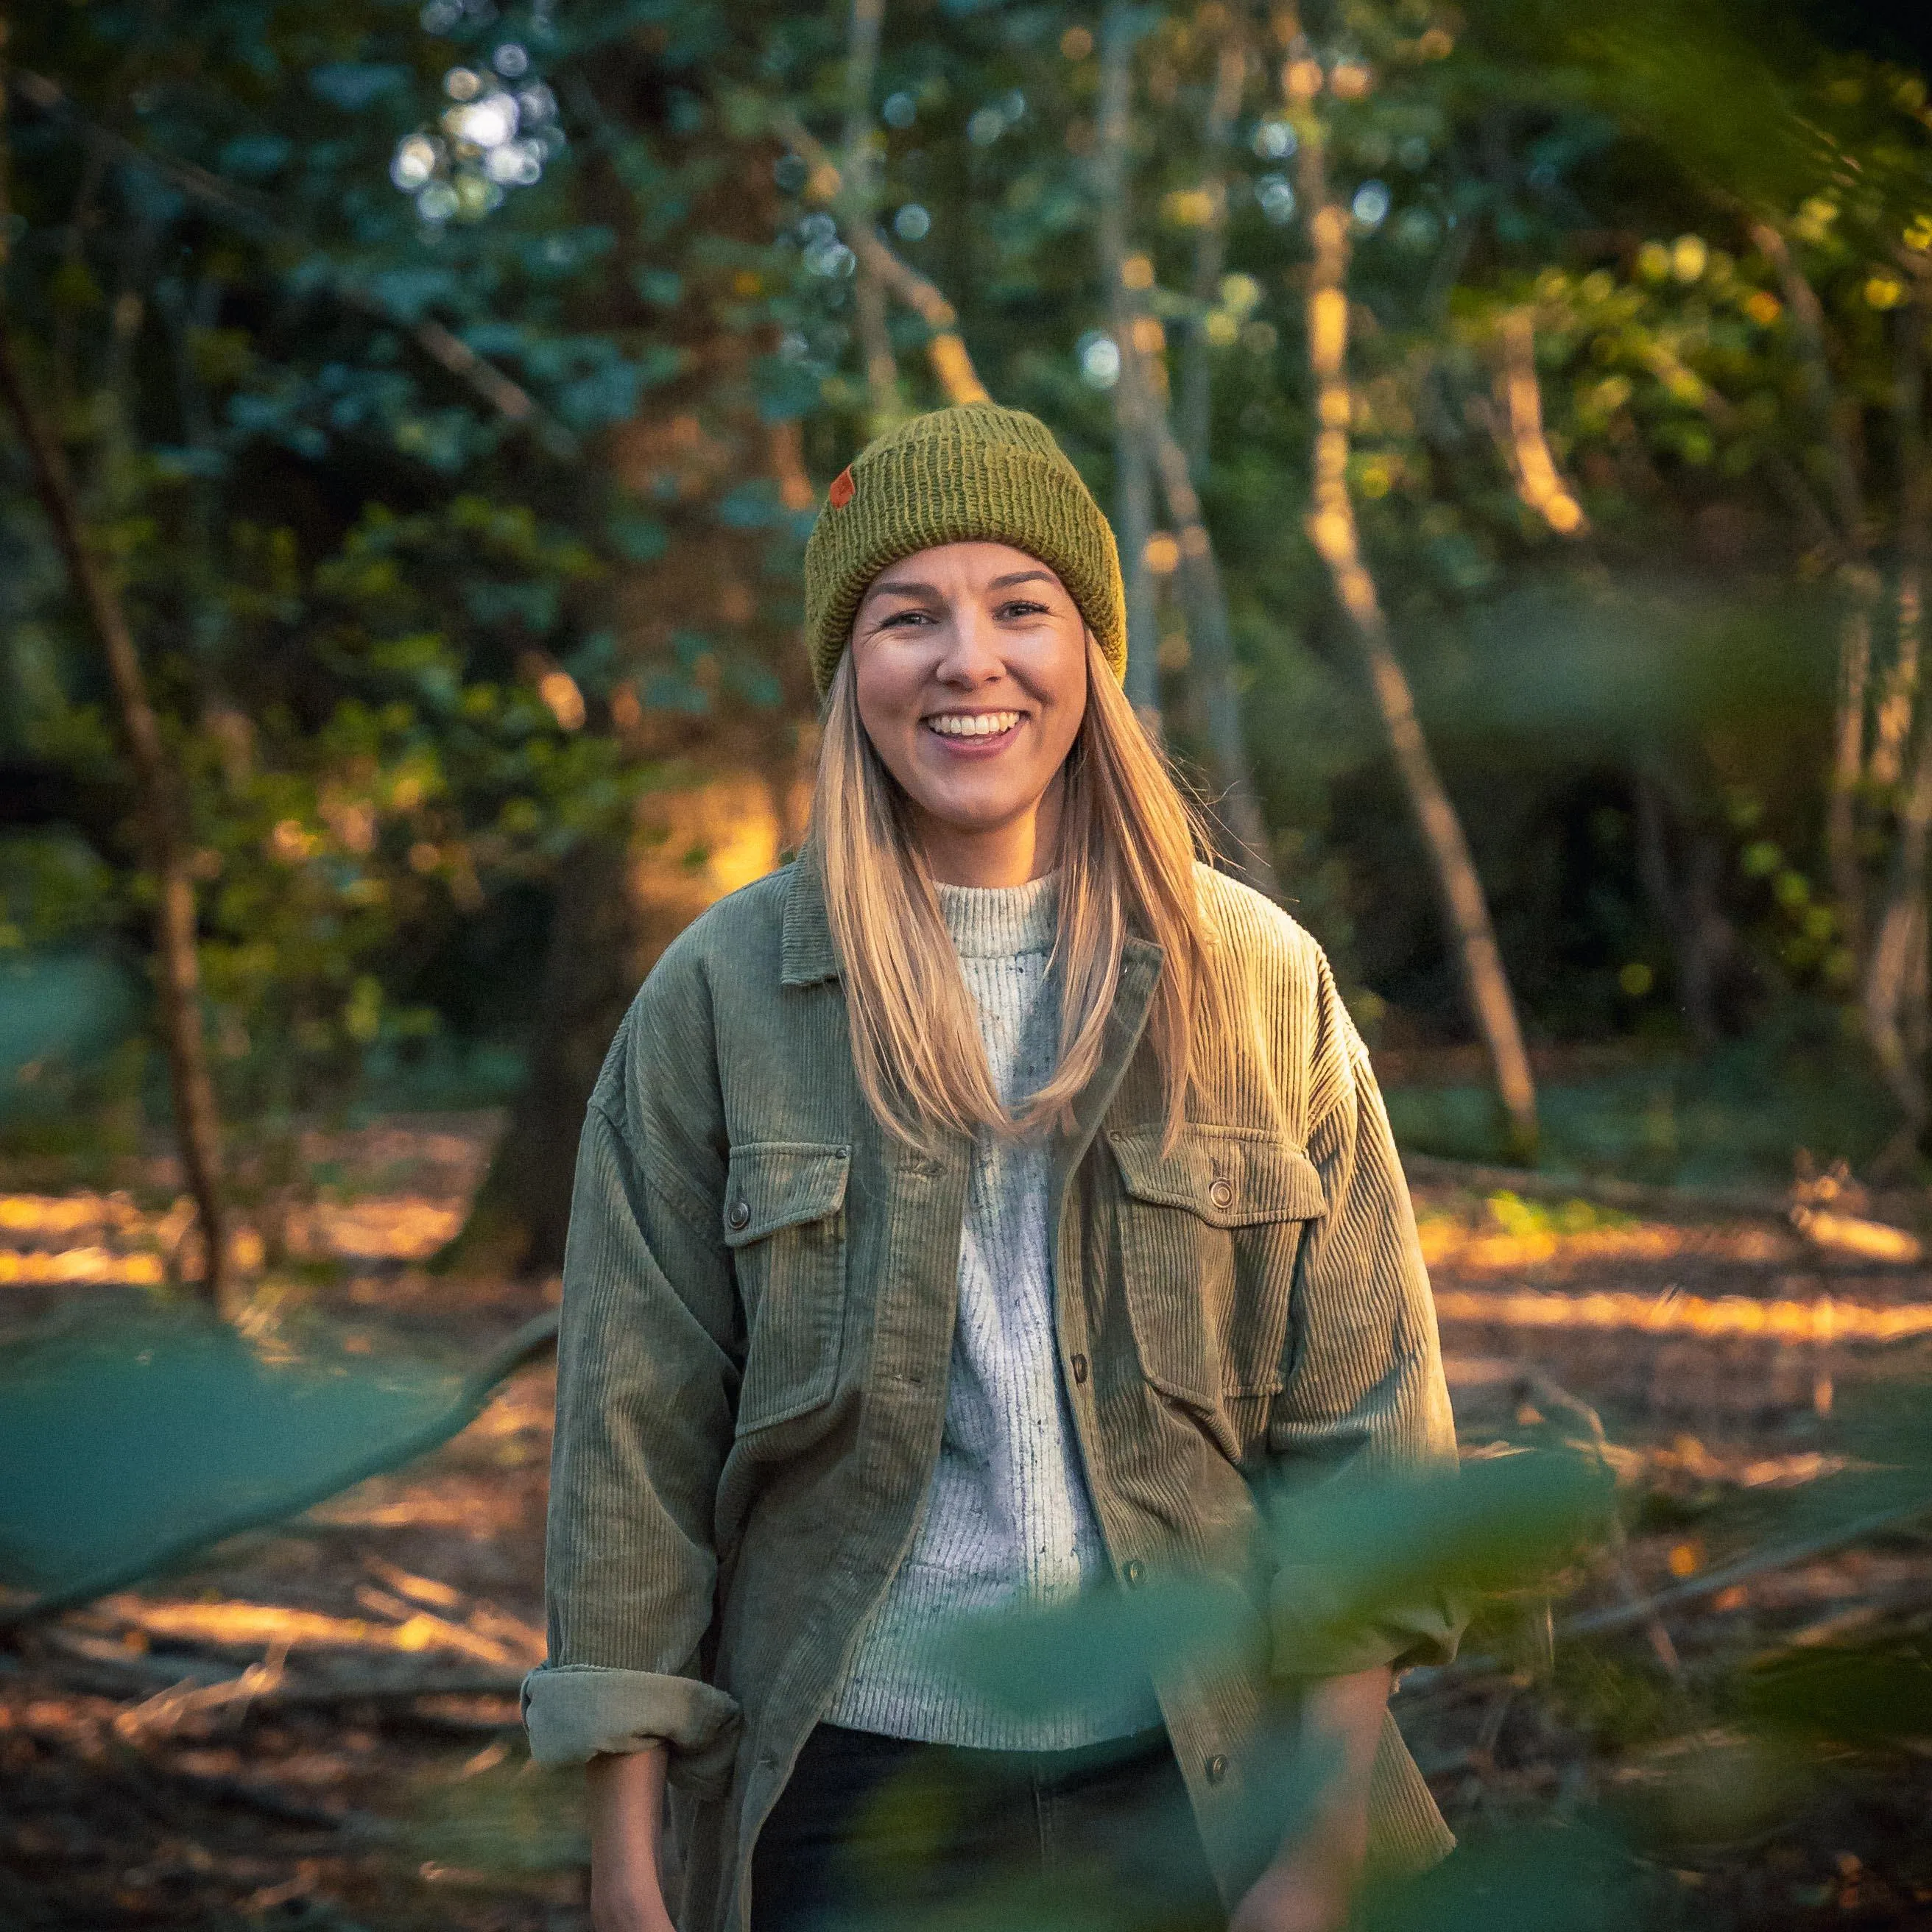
{"left": 1177, "top": 9, "right": 1248, "bottom": 474}
{"left": 1093, "top": 4, "right": 1160, "bottom": 720}
{"left": 839, "top": 0, "right": 903, "bottom": 432}
{"left": 0, "top": 21, "right": 232, "bottom": 1308}
{"left": 1283, "top": 35, "right": 1539, "bottom": 1156}
{"left": 1096, "top": 3, "right": 1280, "bottom": 897}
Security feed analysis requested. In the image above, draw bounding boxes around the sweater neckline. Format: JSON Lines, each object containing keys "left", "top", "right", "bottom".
{"left": 933, "top": 871, "right": 1060, "bottom": 959}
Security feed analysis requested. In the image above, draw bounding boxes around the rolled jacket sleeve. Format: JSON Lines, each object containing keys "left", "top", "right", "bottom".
{"left": 1264, "top": 956, "right": 1464, "bottom": 1680}
{"left": 522, "top": 1664, "right": 740, "bottom": 1785}
{"left": 532, "top": 952, "right": 744, "bottom": 1791}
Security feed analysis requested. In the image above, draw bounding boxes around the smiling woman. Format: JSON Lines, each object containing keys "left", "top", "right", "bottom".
{"left": 525, "top": 403, "right": 1462, "bottom": 1932}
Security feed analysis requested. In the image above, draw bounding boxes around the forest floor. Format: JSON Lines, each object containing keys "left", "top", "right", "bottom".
{"left": 2, "top": 1115, "right": 1931, "bottom": 1930}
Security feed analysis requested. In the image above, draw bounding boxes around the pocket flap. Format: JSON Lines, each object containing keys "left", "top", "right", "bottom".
{"left": 1107, "top": 1125, "right": 1326, "bottom": 1227}
{"left": 722, "top": 1142, "right": 850, "bottom": 1247}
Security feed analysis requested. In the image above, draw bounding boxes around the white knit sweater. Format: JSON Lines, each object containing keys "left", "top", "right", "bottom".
{"left": 824, "top": 873, "right": 1162, "bottom": 1748}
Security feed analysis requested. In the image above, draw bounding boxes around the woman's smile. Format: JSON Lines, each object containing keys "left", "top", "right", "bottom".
{"left": 923, "top": 708, "right": 1025, "bottom": 752}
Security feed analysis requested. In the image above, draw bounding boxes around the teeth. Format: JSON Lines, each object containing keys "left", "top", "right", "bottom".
{"left": 927, "top": 711, "right": 1020, "bottom": 738}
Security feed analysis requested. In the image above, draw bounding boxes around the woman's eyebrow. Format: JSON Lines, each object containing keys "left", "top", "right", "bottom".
{"left": 990, "top": 570, "right": 1057, "bottom": 589}
{"left": 864, "top": 578, "right": 939, "bottom": 602}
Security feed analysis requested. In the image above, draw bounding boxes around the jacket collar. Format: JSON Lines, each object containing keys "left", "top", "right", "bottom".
{"left": 780, "top": 858, "right": 841, "bottom": 987}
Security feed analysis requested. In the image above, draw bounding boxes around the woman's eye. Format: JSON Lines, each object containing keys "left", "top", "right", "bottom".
{"left": 878, "top": 608, "right": 932, "bottom": 628}
{"left": 997, "top": 600, "right": 1048, "bottom": 619}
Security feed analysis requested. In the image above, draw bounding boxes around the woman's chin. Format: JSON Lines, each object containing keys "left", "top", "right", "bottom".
{"left": 904, "top": 771, "right": 1043, "bottom": 834}
{"left": 909, "top": 794, "right": 1048, "bottom": 848}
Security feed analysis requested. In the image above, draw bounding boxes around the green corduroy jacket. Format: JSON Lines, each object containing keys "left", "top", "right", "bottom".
{"left": 523, "top": 857, "right": 1463, "bottom": 1931}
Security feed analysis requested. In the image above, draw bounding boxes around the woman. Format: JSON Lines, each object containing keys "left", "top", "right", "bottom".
{"left": 523, "top": 403, "right": 1461, "bottom": 1932}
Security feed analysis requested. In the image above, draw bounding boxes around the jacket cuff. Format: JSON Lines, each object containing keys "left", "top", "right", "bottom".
{"left": 521, "top": 1664, "right": 741, "bottom": 1794}
{"left": 1269, "top": 1567, "right": 1464, "bottom": 1679}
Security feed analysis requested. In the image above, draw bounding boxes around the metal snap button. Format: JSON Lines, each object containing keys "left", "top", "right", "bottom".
{"left": 1208, "top": 1176, "right": 1235, "bottom": 1210}
{"left": 727, "top": 1199, "right": 752, "bottom": 1230}
{"left": 1123, "top": 1559, "right": 1145, "bottom": 1587}
{"left": 1205, "top": 1753, "right": 1229, "bottom": 1785}
{"left": 1071, "top": 1352, "right": 1089, "bottom": 1385}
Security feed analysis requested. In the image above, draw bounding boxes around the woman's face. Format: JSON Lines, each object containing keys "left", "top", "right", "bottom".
{"left": 850, "top": 540, "right": 1088, "bottom": 886}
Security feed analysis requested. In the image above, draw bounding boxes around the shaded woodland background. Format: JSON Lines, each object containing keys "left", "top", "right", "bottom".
{"left": 10, "top": 2, "right": 1932, "bottom": 1930}
{"left": 15, "top": 0, "right": 1932, "bottom": 1261}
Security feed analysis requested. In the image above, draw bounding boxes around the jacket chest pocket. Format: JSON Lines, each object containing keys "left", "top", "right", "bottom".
{"left": 1107, "top": 1125, "right": 1326, "bottom": 1416}
{"left": 722, "top": 1141, "right": 851, "bottom": 1436}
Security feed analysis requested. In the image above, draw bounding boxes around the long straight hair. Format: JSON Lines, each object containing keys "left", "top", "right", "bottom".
{"left": 808, "top": 634, "right": 1232, "bottom": 1147}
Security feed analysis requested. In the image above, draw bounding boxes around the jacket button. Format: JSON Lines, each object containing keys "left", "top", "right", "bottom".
{"left": 1123, "top": 1559, "right": 1144, "bottom": 1587}
{"left": 1070, "top": 1352, "right": 1089, "bottom": 1385}
{"left": 1208, "top": 1177, "right": 1235, "bottom": 1210}
{"left": 1205, "top": 1753, "right": 1228, "bottom": 1785}
{"left": 727, "top": 1199, "right": 752, "bottom": 1230}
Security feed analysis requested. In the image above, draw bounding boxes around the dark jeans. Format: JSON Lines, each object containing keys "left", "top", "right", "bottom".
{"left": 749, "top": 1724, "right": 1225, "bottom": 1932}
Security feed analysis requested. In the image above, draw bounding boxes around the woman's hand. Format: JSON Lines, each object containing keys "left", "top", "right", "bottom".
{"left": 1231, "top": 1664, "right": 1392, "bottom": 1932}
{"left": 587, "top": 1747, "right": 676, "bottom": 1932}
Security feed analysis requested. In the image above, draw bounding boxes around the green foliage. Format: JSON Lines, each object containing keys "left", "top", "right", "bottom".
{"left": 0, "top": 950, "right": 138, "bottom": 1127}
{"left": 7, "top": 0, "right": 1932, "bottom": 1146}
{"left": 0, "top": 1305, "right": 556, "bottom": 1618}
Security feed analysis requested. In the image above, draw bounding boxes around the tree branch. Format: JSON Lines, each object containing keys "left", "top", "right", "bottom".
{"left": 1495, "top": 308, "right": 1587, "bottom": 535}
{"left": 773, "top": 109, "right": 988, "bottom": 406}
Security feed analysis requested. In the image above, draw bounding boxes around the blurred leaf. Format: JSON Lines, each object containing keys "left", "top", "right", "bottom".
{"left": 1263, "top": 1452, "right": 1616, "bottom": 1671}
{"left": 0, "top": 949, "right": 137, "bottom": 1119}
{"left": 409, "top": 1752, "right": 588, "bottom": 1875}
{"left": 0, "top": 1309, "right": 556, "bottom": 1619}
{"left": 1742, "top": 1635, "right": 1932, "bottom": 1746}
{"left": 1365, "top": 1821, "right": 1648, "bottom": 1932}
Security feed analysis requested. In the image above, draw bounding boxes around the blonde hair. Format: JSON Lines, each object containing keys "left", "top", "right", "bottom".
{"left": 808, "top": 633, "right": 1231, "bottom": 1147}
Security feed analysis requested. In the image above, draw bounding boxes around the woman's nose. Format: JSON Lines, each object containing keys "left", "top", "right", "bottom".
{"left": 931, "top": 604, "right": 1004, "bottom": 683}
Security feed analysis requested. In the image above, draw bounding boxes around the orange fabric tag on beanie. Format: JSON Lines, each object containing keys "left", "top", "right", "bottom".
{"left": 828, "top": 466, "right": 855, "bottom": 509}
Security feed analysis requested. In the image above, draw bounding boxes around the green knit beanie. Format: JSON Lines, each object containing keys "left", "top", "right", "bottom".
{"left": 802, "top": 402, "right": 1128, "bottom": 699}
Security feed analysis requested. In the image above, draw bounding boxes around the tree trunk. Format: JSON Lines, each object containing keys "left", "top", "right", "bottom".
{"left": 1751, "top": 216, "right": 1876, "bottom": 959}
{"left": 1096, "top": 3, "right": 1277, "bottom": 898}
{"left": 1093, "top": 4, "right": 1160, "bottom": 725}
{"left": 1177, "top": 21, "right": 1247, "bottom": 473}
{"left": 840, "top": 0, "right": 902, "bottom": 433}
{"left": 1863, "top": 733, "right": 1932, "bottom": 1136}
{"left": 1633, "top": 777, "right": 1727, "bottom": 1050}
{"left": 0, "top": 323, "right": 234, "bottom": 1311}
{"left": 1140, "top": 415, "right": 1280, "bottom": 895}
{"left": 1288, "top": 57, "right": 1537, "bottom": 1157}
{"left": 1829, "top": 599, "right": 1874, "bottom": 956}
{"left": 1111, "top": 398, "right": 1160, "bottom": 721}
{"left": 1860, "top": 307, "right": 1932, "bottom": 1136}
{"left": 1871, "top": 560, "right": 1922, "bottom": 789}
